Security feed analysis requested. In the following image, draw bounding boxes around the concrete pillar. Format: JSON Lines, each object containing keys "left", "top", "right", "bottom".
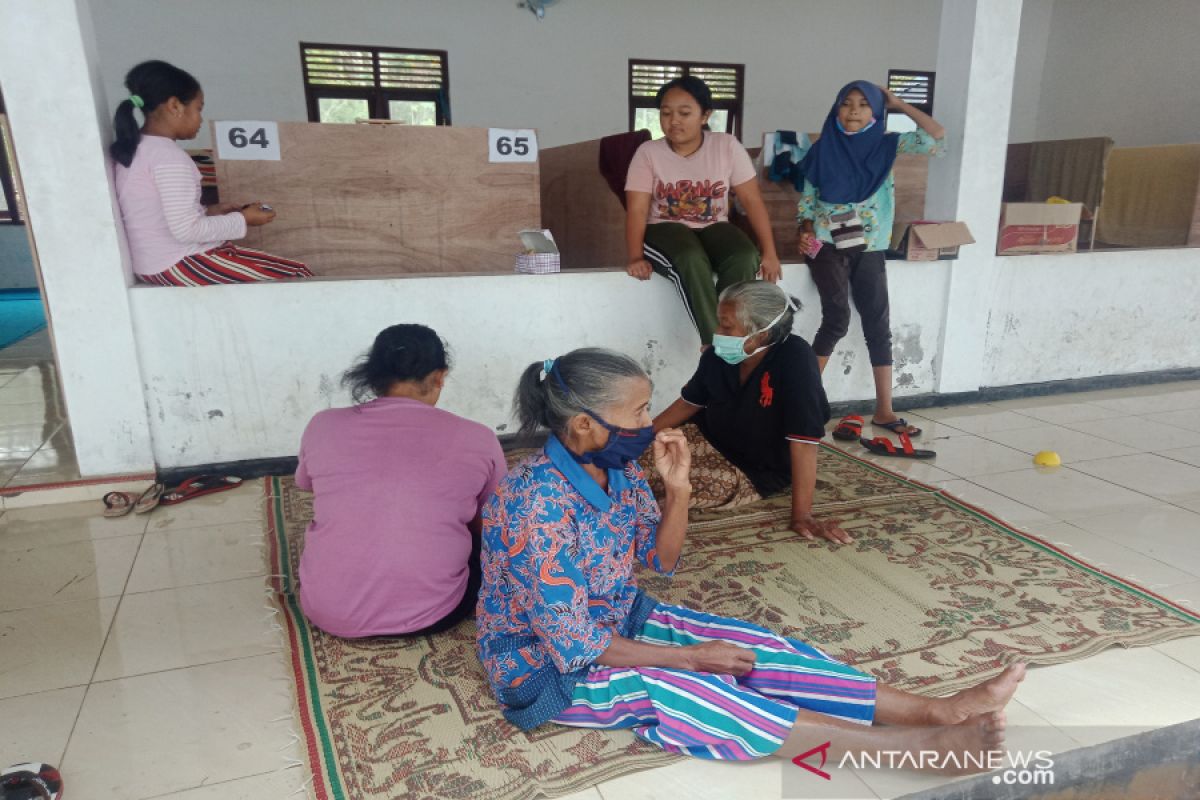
{"left": 926, "top": 0, "right": 1023, "bottom": 393}
{"left": 0, "top": 0, "right": 155, "bottom": 474}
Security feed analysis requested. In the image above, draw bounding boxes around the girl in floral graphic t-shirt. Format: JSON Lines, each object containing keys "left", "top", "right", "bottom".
{"left": 625, "top": 76, "right": 782, "bottom": 347}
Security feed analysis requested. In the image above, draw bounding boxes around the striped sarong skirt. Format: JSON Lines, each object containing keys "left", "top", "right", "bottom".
{"left": 553, "top": 603, "right": 877, "bottom": 759}
{"left": 139, "top": 243, "right": 313, "bottom": 286}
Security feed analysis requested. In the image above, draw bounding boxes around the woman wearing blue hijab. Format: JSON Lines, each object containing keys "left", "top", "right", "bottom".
{"left": 797, "top": 81, "right": 945, "bottom": 442}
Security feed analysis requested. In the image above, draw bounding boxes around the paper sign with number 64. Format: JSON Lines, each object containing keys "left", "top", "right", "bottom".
{"left": 488, "top": 128, "right": 538, "bottom": 163}
{"left": 214, "top": 121, "right": 281, "bottom": 161}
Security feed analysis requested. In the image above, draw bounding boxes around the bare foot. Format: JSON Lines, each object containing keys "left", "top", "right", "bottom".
{"left": 870, "top": 412, "right": 921, "bottom": 436}
{"left": 932, "top": 663, "right": 1026, "bottom": 725}
{"left": 919, "top": 712, "right": 1008, "bottom": 774}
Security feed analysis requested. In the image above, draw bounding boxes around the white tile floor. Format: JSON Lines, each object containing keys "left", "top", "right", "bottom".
{"left": 1, "top": 380, "right": 1199, "bottom": 799}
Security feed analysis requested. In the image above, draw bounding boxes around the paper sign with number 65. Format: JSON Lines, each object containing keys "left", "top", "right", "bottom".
{"left": 488, "top": 128, "right": 538, "bottom": 163}
{"left": 214, "top": 121, "right": 282, "bottom": 161}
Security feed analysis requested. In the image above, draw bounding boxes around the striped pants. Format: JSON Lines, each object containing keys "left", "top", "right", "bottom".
{"left": 139, "top": 243, "right": 313, "bottom": 286}
{"left": 642, "top": 222, "right": 760, "bottom": 345}
{"left": 554, "top": 603, "right": 876, "bottom": 759}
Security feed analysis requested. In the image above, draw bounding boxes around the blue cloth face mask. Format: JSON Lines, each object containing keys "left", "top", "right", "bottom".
{"left": 575, "top": 412, "right": 656, "bottom": 470}
{"left": 547, "top": 361, "right": 655, "bottom": 469}
{"left": 711, "top": 307, "right": 789, "bottom": 365}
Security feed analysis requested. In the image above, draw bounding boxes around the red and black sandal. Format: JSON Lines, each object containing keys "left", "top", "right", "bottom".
{"left": 859, "top": 432, "right": 936, "bottom": 460}
{"left": 832, "top": 415, "right": 865, "bottom": 441}
{"left": 160, "top": 475, "right": 244, "bottom": 505}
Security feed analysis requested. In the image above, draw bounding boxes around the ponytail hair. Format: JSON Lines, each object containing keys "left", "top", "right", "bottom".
{"left": 342, "top": 324, "right": 451, "bottom": 403}
{"left": 513, "top": 348, "right": 649, "bottom": 438}
{"left": 110, "top": 60, "right": 201, "bottom": 167}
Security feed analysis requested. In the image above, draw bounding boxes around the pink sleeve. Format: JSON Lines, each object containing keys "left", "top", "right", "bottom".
{"left": 478, "top": 435, "right": 507, "bottom": 508}
{"left": 729, "top": 138, "right": 757, "bottom": 187}
{"left": 294, "top": 422, "right": 314, "bottom": 491}
{"left": 294, "top": 448, "right": 313, "bottom": 491}
{"left": 151, "top": 161, "right": 247, "bottom": 246}
{"left": 624, "top": 143, "right": 655, "bottom": 194}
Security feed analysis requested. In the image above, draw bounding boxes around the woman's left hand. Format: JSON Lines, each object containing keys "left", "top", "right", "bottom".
{"left": 758, "top": 255, "right": 783, "bottom": 284}
{"left": 206, "top": 202, "right": 241, "bottom": 216}
{"left": 653, "top": 428, "right": 692, "bottom": 494}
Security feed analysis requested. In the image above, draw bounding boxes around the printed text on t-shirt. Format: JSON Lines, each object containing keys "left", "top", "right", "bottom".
{"left": 654, "top": 179, "right": 727, "bottom": 224}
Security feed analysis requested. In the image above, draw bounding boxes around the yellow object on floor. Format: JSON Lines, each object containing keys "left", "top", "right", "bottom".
{"left": 1034, "top": 450, "right": 1063, "bottom": 467}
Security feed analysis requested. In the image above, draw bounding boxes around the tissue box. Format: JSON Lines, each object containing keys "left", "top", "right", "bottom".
{"left": 515, "top": 229, "right": 561, "bottom": 274}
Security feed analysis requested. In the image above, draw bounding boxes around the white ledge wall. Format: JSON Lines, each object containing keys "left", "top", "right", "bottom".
{"left": 128, "top": 264, "right": 950, "bottom": 468}
{"left": 128, "top": 244, "right": 1200, "bottom": 469}
{"left": 983, "top": 249, "right": 1200, "bottom": 387}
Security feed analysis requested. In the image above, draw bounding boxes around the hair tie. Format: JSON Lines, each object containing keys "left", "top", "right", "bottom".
{"left": 542, "top": 358, "right": 555, "bottom": 377}
{"left": 129, "top": 94, "right": 145, "bottom": 109}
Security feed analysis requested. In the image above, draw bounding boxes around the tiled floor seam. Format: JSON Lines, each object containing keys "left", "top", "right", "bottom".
{"left": 88, "top": 650, "right": 286, "bottom": 687}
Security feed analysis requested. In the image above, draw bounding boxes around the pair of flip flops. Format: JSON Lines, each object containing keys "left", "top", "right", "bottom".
{"left": 1, "top": 762, "right": 62, "bottom": 800}
{"left": 832, "top": 414, "right": 925, "bottom": 440}
{"left": 832, "top": 415, "right": 936, "bottom": 459}
{"left": 102, "top": 475, "right": 243, "bottom": 518}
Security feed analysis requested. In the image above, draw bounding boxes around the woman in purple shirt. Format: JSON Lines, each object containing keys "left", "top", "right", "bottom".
{"left": 295, "top": 324, "right": 506, "bottom": 638}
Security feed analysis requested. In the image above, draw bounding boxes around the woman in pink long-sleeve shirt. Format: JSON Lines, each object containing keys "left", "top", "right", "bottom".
{"left": 295, "top": 324, "right": 507, "bottom": 638}
{"left": 110, "top": 60, "right": 312, "bottom": 286}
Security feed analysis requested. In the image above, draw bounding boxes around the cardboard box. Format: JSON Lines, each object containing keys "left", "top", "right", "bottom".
{"left": 891, "top": 221, "right": 976, "bottom": 261}
{"left": 998, "top": 202, "right": 1083, "bottom": 255}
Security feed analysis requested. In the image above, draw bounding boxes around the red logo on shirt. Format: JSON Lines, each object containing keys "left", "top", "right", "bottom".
{"left": 760, "top": 372, "right": 774, "bottom": 408}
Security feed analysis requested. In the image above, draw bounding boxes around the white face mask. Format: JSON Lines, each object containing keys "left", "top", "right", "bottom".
{"left": 711, "top": 307, "right": 789, "bottom": 365}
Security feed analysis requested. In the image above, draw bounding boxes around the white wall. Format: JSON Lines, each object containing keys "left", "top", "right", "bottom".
{"left": 0, "top": 225, "right": 36, "bottom": 289}
{"left": 1008, "top": 0, "right": 1053, "bottom": 143}
{"left": 984, "top": 249, "right": 1200, "bottom": 387}
{"left": 0, "top": 0, "right": 155, "bottom": 475}
{"left": 1011, "top": 0, "right": 1200, "bottom": 146}
{"left": 89, "top": 0, "right": 941, "bottom": 150}
{"left": 128, "top": 264, "right": 950, "bottom": 467}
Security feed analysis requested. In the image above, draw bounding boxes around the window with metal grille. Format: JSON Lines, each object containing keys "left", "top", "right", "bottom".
{"left": 301, "top": 43, "right": 450, "bottom": 126}
{"left": 0, "top": 89, "right": 23, "bottom": 225}
{"left": 629, "top": 60, "right": 745, "bottom": 140}
{"left": 887, "top": 69, "right": 935, "bottom": 115}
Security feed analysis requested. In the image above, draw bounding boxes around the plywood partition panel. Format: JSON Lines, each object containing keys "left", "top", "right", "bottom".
{"left": 539, "top": 138, "right": 626, "bottom": 269}
{"left": 214, "top": 123, "right": 540, "bottom": 277}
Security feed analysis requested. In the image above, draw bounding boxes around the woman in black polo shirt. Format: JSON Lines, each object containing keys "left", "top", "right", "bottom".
{"left": 652, "top": 281, "right": 850, "bottom": 544}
